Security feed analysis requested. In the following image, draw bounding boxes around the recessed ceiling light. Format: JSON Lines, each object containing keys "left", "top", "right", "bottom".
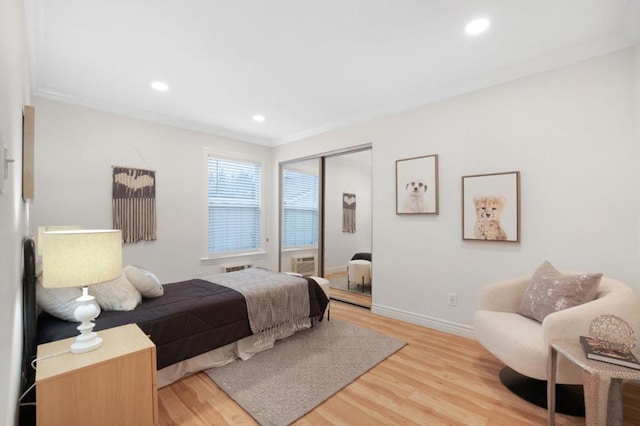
{"left": 465, "top": 18, "right": 490, "bottom": 36}
{"left": 151, "top": 81, "right": 169, "bottom": 91}
{"left": 252, "top": 115, "right": 266, "bottom": 122}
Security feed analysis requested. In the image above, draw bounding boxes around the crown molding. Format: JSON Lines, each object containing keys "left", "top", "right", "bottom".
{"left": 274, "top": 33, "right": 631, "bottom": 146}
{"left": 32, "top": 33, "right": 631, "bottom": 149}
{"left": 33, "top": 88, "right": 276, "bottom": 147}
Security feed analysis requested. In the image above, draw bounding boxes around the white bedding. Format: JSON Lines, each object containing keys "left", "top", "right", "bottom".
{"left": 156, "top": 274, "right": 330, "bottom": 388}
{"left": 157, "top": 316, "right": 312, "bottom": 387}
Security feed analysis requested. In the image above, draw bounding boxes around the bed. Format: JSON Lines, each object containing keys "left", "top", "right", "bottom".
{"left": 30, "top": 257, "right": 329, "bottom": 387}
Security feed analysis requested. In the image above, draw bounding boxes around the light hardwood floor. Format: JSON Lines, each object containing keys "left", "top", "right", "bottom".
{"left": 326, "top": 271, "right": 372, "bottom": 308}
{"left": 329, "top": 287, "right": 372, "bottom": 308}
{"left": 157, "top": 301, "right": 640, "bottom": 425}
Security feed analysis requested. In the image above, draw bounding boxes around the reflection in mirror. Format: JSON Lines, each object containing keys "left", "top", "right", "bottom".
{"left": 323, "top": 149, "right": 372, "bottom": 303}
{"left": 280, "top": 158, "right": 321, "bottom": 276}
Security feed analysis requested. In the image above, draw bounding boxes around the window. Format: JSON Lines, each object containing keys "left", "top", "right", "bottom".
{"left": 207, "top": 155, "right": 262, "bottom": 256}
{"left": 282, "top": 168, "right": 319, "bottom": 248}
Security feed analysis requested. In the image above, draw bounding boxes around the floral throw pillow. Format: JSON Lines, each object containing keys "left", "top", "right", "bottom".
{"left": 517, "top": 261, "right": 602, "bottom": 322}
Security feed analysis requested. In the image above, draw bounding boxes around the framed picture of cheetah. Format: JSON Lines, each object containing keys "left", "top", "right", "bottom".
{"left": 462, "top": 171, "right": 520, "bottom": 242}
{"left": 396, "top": 154, "right": 439, "bottom": 215}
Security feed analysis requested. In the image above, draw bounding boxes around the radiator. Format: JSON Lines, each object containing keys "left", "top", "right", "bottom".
{"left": 292, "top": 256, "right": 316, "bottom": 276}
{"left": 220, "top": 263, "right": 253, "bottom": 273}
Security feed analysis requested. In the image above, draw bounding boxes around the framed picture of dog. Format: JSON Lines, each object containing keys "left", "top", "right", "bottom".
{"left": 462, "top": 171, "right": 520, "bottom": 242}
{"left": 395, "top": 154, "right": 439, "bottom": 214}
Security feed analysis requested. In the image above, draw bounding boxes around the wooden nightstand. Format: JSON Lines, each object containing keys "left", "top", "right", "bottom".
{"left": 36, "top": 324, "right": 158, "bottom": 426}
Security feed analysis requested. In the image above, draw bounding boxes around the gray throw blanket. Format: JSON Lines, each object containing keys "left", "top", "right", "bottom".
{"left": 211, "top": 268, "right": 310, "bottom": 340}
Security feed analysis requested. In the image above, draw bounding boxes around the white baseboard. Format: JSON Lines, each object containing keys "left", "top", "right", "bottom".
{"left": 371, "top": 303, "right": 475, "bottom": 340}
{"left": 324, "top": 265, "right": 348, "bottom": 275}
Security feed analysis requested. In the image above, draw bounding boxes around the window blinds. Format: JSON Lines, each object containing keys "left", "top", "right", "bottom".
{"left": 207, "top": 157, "right": 262, "bottom": 255}
{"left": 283, "top": 169, "right": 319, "bottom": 248}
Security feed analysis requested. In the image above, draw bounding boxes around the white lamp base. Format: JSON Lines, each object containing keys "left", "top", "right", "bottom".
{"left": 71, "top": 286, "right": 103, "bottom": 354}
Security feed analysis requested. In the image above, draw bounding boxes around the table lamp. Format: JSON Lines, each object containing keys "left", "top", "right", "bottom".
{"left": 42, "top": 229, "right": 122, "bottom": 353}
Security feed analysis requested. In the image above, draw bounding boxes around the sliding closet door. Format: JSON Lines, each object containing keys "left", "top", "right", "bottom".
{"left": 279, "top": 158, "right": 322, "bottom": 276}
{"left": 323, "top": 149, "right": 372, "bottom": 298}
{"left": 278, "top": 145, "right": 371, "bottom": 298}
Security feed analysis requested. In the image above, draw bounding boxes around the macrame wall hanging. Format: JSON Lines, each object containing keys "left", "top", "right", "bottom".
{"left": 342, "top": 193, "right": 356, "bottom": 233}
{"left": 112, "top": 166, "right": 157, "bottom": 243}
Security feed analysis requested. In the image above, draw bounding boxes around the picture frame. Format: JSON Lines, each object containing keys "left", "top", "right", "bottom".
{"left": 462, "top": 171, "right": 520, "bottom": 242}
{"left": 396, "top": 154, "right": 439, "bottom": 214}
{"left": 22, "top": 105, "right": 35, "bottom": 201}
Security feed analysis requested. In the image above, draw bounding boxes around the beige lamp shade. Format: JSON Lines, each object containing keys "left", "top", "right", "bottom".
{"left": 42, "top": 229, "right": 122, "bottom": 288}
{"left": 38, "top": 225, "right": 83, "bottom": 256}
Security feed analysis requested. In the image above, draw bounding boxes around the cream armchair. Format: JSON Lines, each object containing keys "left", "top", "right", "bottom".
{"left": 474, "top": 275, "right": 640, "bottom": 385}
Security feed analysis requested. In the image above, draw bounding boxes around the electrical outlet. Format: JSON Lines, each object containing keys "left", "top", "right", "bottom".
{"left": 448, "top": 292, "right": 457, "bottom": 306}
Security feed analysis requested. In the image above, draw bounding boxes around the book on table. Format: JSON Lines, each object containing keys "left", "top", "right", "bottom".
{"left": 579, "top": 336, "right": 640, "bottom": 370}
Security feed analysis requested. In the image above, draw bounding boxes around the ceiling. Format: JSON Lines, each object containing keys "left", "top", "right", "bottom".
{"left": 26, "top": 1, "right": 640, "bottom": 146}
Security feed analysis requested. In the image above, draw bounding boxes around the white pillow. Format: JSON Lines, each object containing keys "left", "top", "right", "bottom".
{"left": 36, "top": 278, "right": 101, "bottom": 322}
{"left": 124, "top": 265, "right": 164, "bottom": 298}
{"left": 89, "top": 274, "right": 142, "bottom": 311}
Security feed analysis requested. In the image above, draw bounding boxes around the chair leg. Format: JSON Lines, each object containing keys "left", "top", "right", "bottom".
{"left": 361, "top": 276, "right": 365, "bottom": 293}
{"left": 347, "top": 267, "right": 350, "bottom": 290}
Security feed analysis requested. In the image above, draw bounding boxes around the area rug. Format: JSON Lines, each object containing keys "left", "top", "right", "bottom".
{"left": 205, "top": 319, "right": 405, "bottom": 426}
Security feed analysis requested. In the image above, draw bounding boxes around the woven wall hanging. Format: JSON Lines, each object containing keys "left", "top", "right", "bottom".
{"left": 342, "top": 193, "right": 356, "bottom": 233}
{"left": 112, "top": 166, "right": 157, "bottom": 243}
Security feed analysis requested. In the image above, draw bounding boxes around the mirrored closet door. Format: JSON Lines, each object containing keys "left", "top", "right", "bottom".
{"left": 323, "top": 149, "right": 372, "bottom": 307}
{"left": 279, "top": 146, "right": 372, "bottom": 308}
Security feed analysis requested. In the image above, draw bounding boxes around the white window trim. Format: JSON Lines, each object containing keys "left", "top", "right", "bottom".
{"left": 202, "top": 148, "right": 266, "bottom": 261}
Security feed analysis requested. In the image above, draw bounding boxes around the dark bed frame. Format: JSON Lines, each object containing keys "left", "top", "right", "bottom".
{"left": 20, "top": 237, "right": 37, "bottom": 425}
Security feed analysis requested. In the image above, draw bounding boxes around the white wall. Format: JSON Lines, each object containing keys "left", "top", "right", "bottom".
{"left": 324, "top": 150, "right": 372, "bottom": 273}
{"left": 31, "top": 98, "right": 275, "bottom": 283}
{"left": 274, "top": 47, "right": 640, "bottom": 337}
{"left": 29, "top": 46, "right": 640, "bottom": 343}
{"left": 0, "top": 0, "right": 31, "bottom": 424}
